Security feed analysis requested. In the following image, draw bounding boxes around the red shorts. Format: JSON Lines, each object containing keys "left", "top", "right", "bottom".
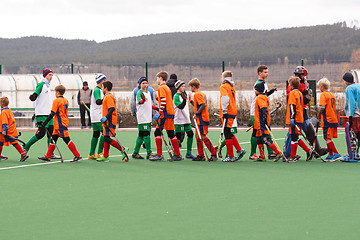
{"left": 323, "top": 127, "right": 338, "bottom": 139}
{"left": 195, "top": 125, "right": 208, "bottom": 136}
{"left": 352, "top": 117, "right": 360, "bottom": 133}
{"left": 156, "top": 118, "right": 175, "bottom": 131}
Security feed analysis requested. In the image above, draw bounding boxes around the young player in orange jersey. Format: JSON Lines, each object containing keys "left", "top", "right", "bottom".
{"left": 0, "top": 96, "right": 29, "bottom": 162}
{"left": 150, "top": 71, "right": 183, "bottom": 161}
{"left": 253, "top": 82, "right": 282, "bottom": 162}
{"left": 97, "top": 81, "right": 127, "bottom": 162}
{"left": 317, "top": 78, "right": 341, "bottom": 161}
{"left": 38, "top": 85, "right": 82, "bottom": 162}
{"left": 286, "top": 76, "right": 310, "bottom": 162}
{"left": 219, "top": 71, "right": 246, "bottom": 162}
{"left": 189, "top": 78, "right": 218, "bottom": 161}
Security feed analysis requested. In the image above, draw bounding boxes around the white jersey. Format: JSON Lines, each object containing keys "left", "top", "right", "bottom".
{"left": 250, "top": 80, "right": 269, "bottom": 116}
{"left": 35, "top": 80, "right": 52, "bottom": 116}
{"left": 174, "top": 93, "right": 191, "bottom": 125}
{"left": 90, "top": 86, "right": 104, "bottom": 123}
{"left": 136, "top": 90, "right": 153, "bottom": 124}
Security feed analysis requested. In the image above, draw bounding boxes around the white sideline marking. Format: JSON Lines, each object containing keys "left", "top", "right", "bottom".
{"left": 0, "top": 132, "right": 345, "bottom": 171}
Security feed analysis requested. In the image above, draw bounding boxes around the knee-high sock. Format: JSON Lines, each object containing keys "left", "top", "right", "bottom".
{"left": 204, "top": 137, "right": 216, "bottom": 155}
{"left": 250, "top": 136, "right": 257, "bottom": 155}
{"left": 143, "top": 136, "right": 152, "bottom": 156}
{"left": 133, "top": 136, "right": 143, "bottom": 155}
{"left": 90, "top": 137, "right": 99, "bottom": 155}
{"left": 232, "top": 136, "right": 241, "bottom": 152}
{"left": 327, "top": 141, "right": 338, "bottom": 155}
{"left": 24, "top": 135, "right": 39, "bottom": 150}
{"left": 291, "top": 142, "right": 298, "bottom": 158}
{"left": 155, "top": 136, "right": 162, "bottom": 156}
{"left": 298, "top": 139, "right": 309, "bottom": 153}
{"left": 225, "top": 139, "right": 234, "bottom": 158}
{"left": 268, "top": 143, "right": 280, "bottom": 154}
{"left": 45, "top": 143, "right": 56, "bottom": 159}
{"left": 186, "top": 136, "right": 193, "bottom": 155}
{"left": 266, "top": 144, "right": 274, "bottom": 154}
{"left": 170, "top": 137, "right": 181, "bottom": 156}
{"left": 110, "top": 139, "right": 122, "bottom": 152}
{"left": 258, "top": 144, "right": 265, "bottom": 159}
{"left": 68, "top": 141, "right": 80, "bottom": 157}
{"left": 104, "top": 142, "right": 110, "bottom": 158}
{"left": 196, "top": 138, "right": 204, "bottom": 157}
{"left": 13, "top": 143, "right": 26, "bottom": 156}
{"left": 0, "top": 146, "right": 2, "bottom": 156}
{"left": 98, "top": 136, "right": 104, "bottom": 154}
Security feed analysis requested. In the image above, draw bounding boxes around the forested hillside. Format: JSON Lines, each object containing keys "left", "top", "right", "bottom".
{"left": 0, "top": 22, "right": 359, "bottom": 66}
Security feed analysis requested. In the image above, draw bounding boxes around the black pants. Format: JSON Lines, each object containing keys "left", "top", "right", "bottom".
{"left": 80, "top": 103, "right": 91, "bottom": 127}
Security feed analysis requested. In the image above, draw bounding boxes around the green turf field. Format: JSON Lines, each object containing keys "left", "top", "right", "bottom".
{"left": 1, "top": 129, "right": 359, "bottom": 240}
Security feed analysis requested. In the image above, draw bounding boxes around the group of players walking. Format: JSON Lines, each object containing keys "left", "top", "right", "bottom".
{"left": 0, "top": 66, "right": 358, "bottom": 163}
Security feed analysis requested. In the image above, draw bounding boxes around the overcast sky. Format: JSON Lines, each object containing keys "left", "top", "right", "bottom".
{"left": 1, "top": 0, "right": 359, "bottom": 42}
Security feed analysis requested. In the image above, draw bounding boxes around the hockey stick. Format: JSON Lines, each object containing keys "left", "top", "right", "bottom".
{"left": 214, "top": 113, "right": 226, "bottom": 159}
{"left": 81, "top": 101, "right": 91, "bottom": 112}
{"left": 246, "top": 102, "right": 282, "bottom": 132}
{"left": 193, "top": 116, "right": 210, "bottom": 161}
{"left": 294, "top": 125, "right": 326, "bottom": 162}
{"left": 103, "top": 122, "right": 129, "bottom": 162}
{"left": 155, "top": 119, "right": 174, "bottom": 162}
{"left": 265, "top": 125, "right": 287, "bottom": 162}
{"left": 307, "top": 121, "right": 320, "bottom": 161}
{"left": 39, "top": 123, "right": 64, "bottom": 163}
{"left": 0, "top": 132, "right": 26, "bottom": 147}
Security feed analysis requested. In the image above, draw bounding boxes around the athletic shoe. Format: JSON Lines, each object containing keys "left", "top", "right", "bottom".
{"left": 149, "top": 155, "right": 164, "bottom": 161}
{"left": 295, "top": 155, "right": 301, "bottom": 161}
{"left": 38, "top": 156, "right": 50, "bottom": 162}
{"left": 324, "top": 154, "right": 333, "bottom": 161}
{"left": 97, "top": 153, "right": 103, "bottom": 158}
{"left": 235, "top": 149, "right": 246, "bottom": 161}
{"left": 249, "top": 154, "right": 259, "bottom": 160}
{"left": 287, "top": 157, "right": 297, "bottom": 163}
{"left": 222, "top": 156, "right": 237, "bottom": 162}
{"left": 192, "top": 155, "right": 205, "bottom": 161}
{"left": 132, "top": 153, "right": 144, "bottom": 159}
{"left": 97, "top": 156, "right": 109, "bottom": 162}
{"left": 0, "top": 155, "right": 8, "bottom": 160}
{"left": 329, "top": 153, "right": 341, "bottom": 162}
{"left": 173, "top": 155, "right": 183, "bottom": 161}
{"left": 274, "top": 153, "right": 282, "bottom": 162}
{"left": 71, "top": 156, "right": 82, "bottom": 162}
{"left": 88, "top": 154, "right": 98, "bottom": 160}
{"left": 51, "top": 154, "right": 61, "bottom": 159}
{"left": 19, "top": 153, "right": 29, "bottom": 162}
{"left": 146, "top": 153, "right": 156, "bottom": 159}
{"left": 209, "top": 155, "right": 218, "bottom": 162}
{"left": 306, "top": 151, "right": 313, "bottom": 161}
{"left": 215, "top": 146, "right": 222, "bottom": 158}
{"left": 268, "top": 153, "right": 277, "bottom": 160}
{"left": 185, "top": 153, "right": 196, "bottom": 159}
{"left": 254, "top": 157, "right": 266, "bottom": 162}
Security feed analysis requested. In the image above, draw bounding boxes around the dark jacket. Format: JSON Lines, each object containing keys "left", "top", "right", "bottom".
{"left": 166, "top": 78, "right": 177, "bottom": 98}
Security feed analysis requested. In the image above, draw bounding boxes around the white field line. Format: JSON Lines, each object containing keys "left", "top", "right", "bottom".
{"left": 0, "top": 132, "right": 344, "bottom": 171}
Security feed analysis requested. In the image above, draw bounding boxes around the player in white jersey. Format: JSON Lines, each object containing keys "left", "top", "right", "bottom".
{"left": 132, "top": 77, "right": 156, "bottom": 159}
{"left": 88, "top": 74, "right": 107, "bottom": 160}
{"left": 174, "top": 80, "right": 196, "bottom": 159}
{"left": 24, "top": 68, "right": 60, "bottom": 159}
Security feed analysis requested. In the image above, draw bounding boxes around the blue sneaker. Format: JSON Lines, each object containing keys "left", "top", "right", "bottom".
{"left": 329, "top": 153, "right": 341, "bottom": 162}
{"left": 185, "top": 153, "right": 196, "bottom": 159}
{"left": 324, "top": 154, "right": 333, "bottom": 161}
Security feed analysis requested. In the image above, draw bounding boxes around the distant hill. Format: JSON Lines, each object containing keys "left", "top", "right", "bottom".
{"left": 1, "top": 22, "right": 360, "bottom": 66}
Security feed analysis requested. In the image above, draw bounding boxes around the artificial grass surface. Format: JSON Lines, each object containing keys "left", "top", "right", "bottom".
{"left": 0, "top": 129, "right": 359, "bottom": 240}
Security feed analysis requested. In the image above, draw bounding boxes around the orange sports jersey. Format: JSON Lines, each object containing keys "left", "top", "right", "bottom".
{"left": 254, "top": 94, "right": 270, "bottom": 134}
{"left": 286, "top": 89, "right": 304, "bottom": 125}
{"left": 158, "top": 83, "right": 175, "bottom": 118}
{"left": 102, "top": 93, "right": 117, "bottom": 128}
{"left": 51, "top": 96, "right": 69, "bottom": 130}
{"left": 0, "top": 107, "right": 18, "bottom": 138}
{"left": 194, "top": 91, "right": 209, "bottom": 125}
{"left": 219, "top": 83, "right": 237, "bottom": 118}
{"left": 319, "top": 91, "right": 339, "bottom": 128}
